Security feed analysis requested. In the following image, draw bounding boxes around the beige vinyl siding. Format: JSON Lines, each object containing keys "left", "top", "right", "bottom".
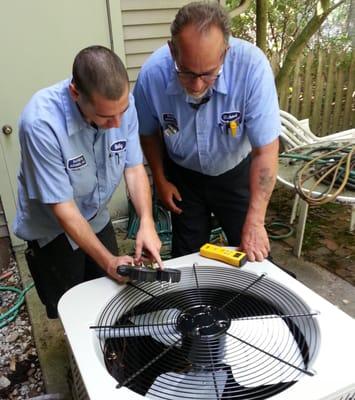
{"left": 121, "top": 0, "right": 190, "bottom": 10}
{"left": 125, "top": 37, "right": 168, "bottom": 55}
{"left": 121, "top": 0, "right": 192, "bottom": 88}
{"left": 124, "top": 24, "right": 170, "bottom": 40}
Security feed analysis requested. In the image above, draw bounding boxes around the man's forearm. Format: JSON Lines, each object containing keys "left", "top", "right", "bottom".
{"left": 246, "top": 138, "right": 279, "bottom": 224}
{"left": 124, "top": 163, "right": 163, "bottom": 266}
{"left": 124, "top": 164, "right": 154, "bottom": 223}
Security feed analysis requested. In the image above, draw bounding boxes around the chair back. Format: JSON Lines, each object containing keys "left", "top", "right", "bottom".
{"left": 280, "top": 110, "right": 318, "bottom": 150}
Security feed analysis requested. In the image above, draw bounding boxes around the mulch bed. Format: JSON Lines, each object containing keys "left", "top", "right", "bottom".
{"left": 267, "top": 184, "right": 355, "bottom": 286}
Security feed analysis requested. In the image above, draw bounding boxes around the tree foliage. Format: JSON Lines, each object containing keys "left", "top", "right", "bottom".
{"left": 226, "top": 0, "right": 351, "bottom": 90}
{"left": 226, "top": 0, "right": 351, "bottom": 61}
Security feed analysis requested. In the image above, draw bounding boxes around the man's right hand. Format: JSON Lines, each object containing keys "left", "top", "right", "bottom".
{"left": 106, "top": 255, "right": 135, "bottom": 283}
{"left": 156, "top": 179, "right": 183, "bottom": 214}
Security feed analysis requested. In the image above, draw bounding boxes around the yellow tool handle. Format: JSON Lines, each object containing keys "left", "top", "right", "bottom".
{"left": 229, "top": 120, "right": 238, "bottom": 137}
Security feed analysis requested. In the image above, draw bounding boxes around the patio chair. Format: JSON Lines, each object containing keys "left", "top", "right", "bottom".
{"left": 278, "top": 110, "right": 355, "bottom": 257}
{"left": 280, "top": 110, "right": 354, "bottom": 150}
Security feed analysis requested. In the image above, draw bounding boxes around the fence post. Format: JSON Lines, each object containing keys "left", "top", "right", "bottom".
{"left": 342, "top": 52, "right": 355, "bottom": 131}
{"left": 311, "top": 49, "right": 324, "bottom": 136}
{"left": 302, "top": 52, "right": 313, "bottom": 119}
{"left": 333, "top": 55, "right": 345, "bottom": 133}
{"left": 322, "top": 51, "right": 336, "bottom": 136}
{"left": 290, "top": 56, "right": 302, "bottom": 117}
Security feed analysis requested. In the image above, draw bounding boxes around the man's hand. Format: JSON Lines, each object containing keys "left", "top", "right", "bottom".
{"left": 156, "top": 179, "right": 182, "bottom": 214}
{"left": 139, "top": 133, "right": 182, "bottom": 214}
{"left": 106, "top": 255, "right": 135, "bottom": 283}
{"left": 135, "top": 219, "right": 164, "bottom": 269}
{"left": 240, "top": 221, "right": 270, "bottom": 262}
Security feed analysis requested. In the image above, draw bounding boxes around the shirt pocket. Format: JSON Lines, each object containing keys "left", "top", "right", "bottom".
{"left": 163, "top": 130, "right": 185, "bottom": 159}
{"left": 108, "top": 150, "right": 125, "bottom": 187}
{"left": 69, "top": 165, "right": 97, "bottom": 198}
{"left": 216, "top": 119, "right": 244, "bottom": 154}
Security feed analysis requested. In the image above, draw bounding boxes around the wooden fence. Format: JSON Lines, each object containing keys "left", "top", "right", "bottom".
{"left": 278, "top": 49, "right": 354, "bottom": 136}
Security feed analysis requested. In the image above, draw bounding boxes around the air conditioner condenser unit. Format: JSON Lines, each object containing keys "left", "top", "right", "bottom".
{"left": 58, "top": 253, "right": 355, "bottom": 400}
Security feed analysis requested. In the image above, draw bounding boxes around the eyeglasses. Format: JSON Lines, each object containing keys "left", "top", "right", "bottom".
{"left": 174, "top": 61, "right": 224, "bottom": 83}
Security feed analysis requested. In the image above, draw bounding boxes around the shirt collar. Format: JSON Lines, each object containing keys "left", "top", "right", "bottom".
{"left": 214, "top": 69, "right": 227, "bottom": 95}
{"left": 61, "top": 79, "right": 88, "bottom": 136}
{"left": 165, "top": 60, "right": 228, "bottom": 97}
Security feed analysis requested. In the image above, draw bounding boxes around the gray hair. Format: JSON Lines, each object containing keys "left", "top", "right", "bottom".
{"left": 72, "top": 45, "right": 128, "bottom": 101}
{"left": 170, "top": 1, "right": 231, "bottom": 47}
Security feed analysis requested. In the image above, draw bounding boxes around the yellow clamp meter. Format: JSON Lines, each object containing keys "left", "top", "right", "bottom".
{"left": 200, "top": 243, "right": 247, "bottom": 267}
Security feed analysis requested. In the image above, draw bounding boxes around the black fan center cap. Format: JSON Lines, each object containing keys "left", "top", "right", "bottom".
{"left": 177, "top": 305, "right": 231, "bottom": 339}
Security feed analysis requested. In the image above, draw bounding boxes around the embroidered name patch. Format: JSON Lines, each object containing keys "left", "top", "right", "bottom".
{"left": 110, "top": 140, "right": 126, "bottom": 152}
{"left": 67, "top": 154, "right": 87, "bottom": 170}
{"left": 220, "top": 111, "right": 241, "bottom": 124}
{"left": 162, "top": 113, "right": 178, "bottom": 125}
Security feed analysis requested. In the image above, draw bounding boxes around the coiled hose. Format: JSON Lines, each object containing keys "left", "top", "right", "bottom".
{"left": 280, "top": 143, "right": 355, "bottom": 206}
{"left": 0, "top": 282, "right": 34, "bottom": 328}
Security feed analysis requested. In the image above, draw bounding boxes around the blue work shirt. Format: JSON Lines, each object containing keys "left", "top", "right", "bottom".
{"left": 13, "top": 79, "right": 143, "bottom": 248}
{"left": 133, "top": 38, "right": 280, "bottom": 176}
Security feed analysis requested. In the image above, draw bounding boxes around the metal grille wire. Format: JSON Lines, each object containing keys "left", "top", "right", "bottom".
{"left": 93, "top": 265, "right": 320, "bottom": 399}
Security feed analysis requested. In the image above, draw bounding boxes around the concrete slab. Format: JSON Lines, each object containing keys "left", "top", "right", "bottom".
{"left": 15, "top": 239, "right": 355, "bottom": 399}
{"left": 270, "top": 241, "right": 355, "bottom": 318}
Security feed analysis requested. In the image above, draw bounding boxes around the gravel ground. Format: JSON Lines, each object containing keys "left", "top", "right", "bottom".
{"left": 0, "top": 256, "right": 45, "bottom": 400}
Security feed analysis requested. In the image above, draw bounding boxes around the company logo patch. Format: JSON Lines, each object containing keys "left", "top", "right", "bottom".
{"left": 110, "top": 140, "right": 126, "bottom": 152}
{"left": 220, "top": 111, "right": 241, "bottom": 124}
{"left": 162, "top": 113, "right": 179, "bottom": 136}
{"left": 67, "top": 154, "right": 87, "bottom": 170}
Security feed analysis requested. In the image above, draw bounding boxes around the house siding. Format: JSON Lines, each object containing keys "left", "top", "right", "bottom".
{"left": 121, "top": 0, "right": 192, "bottom": 88}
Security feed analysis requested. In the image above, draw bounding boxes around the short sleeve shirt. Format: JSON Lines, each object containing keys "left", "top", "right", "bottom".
{"left": 133, "top": 38, "right": 280, "bottom": 176}
{"left": 13, "top": 79, "right": 143, "bottom": 248}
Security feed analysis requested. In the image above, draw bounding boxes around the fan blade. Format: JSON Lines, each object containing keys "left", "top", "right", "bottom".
{"left": 147, "top": 370, "right": 228, "bottom": 399}
{"left": 128, "top": 308, "right": 180, "bottom": 326}
{"left": 129, "top": 308, "right": 181, "bottom": 346}
{"left": 224, "top": 315, "right": 305, "bottom": 386}
{"left": 96, "top": 308, "right": 181, "bottom": 346}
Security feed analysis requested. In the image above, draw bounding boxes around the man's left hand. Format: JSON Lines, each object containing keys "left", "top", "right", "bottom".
{"left": 240, "top": 221, "right": 270, "bottom": 262}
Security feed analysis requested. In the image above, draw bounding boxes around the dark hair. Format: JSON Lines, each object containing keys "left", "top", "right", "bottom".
{"left": 72, "top": 45, "right": 128, "bottom": 101}
{"left": 170, "top": 1, "right": 230, "bottom": 47}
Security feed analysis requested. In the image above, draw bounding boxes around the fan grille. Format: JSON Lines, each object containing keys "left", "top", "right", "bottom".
{"left": 94, "top": 265, "right": 319, "bottom": 399}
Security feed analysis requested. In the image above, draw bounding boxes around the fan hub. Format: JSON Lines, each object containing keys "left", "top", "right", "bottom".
{"left": 177, "top": 305, "right": 230, "bottom": 339}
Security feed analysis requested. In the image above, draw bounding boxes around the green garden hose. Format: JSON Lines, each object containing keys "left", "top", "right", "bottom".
{"left": 127, "top": 199, "right": 230, "bottom": 259}
{"left": 280, "top": 144, "right": 355, "bottom": 205}
{"left": 266, "top": 221, "right": 294, "bottom": 240}
{"left": 0, "top": 282, "right": 34, "bottom": 328}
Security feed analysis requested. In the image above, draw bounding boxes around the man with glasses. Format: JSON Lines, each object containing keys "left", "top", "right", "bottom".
{"left": 133, "top": 1, "right": 280, "bottom": 262}
{"left": 14, "top": 45, "right": 162, "bottom": 318}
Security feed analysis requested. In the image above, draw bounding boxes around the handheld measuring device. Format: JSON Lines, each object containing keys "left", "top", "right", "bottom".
{"left": 117, "top": 265, "right": 181, "bottom": 283}
{"left": 200, "top": 243, "right": 247, "bottom": 267}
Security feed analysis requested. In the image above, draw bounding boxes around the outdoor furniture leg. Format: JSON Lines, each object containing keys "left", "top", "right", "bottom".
{"left": 350, "top": 204, "right": 355, "bottom": 232}
{"left": 290, "top": 193, "right": 300, "bottom": 224}
{"left": 294, "top": 198, "right": 309, "bottom": 258}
